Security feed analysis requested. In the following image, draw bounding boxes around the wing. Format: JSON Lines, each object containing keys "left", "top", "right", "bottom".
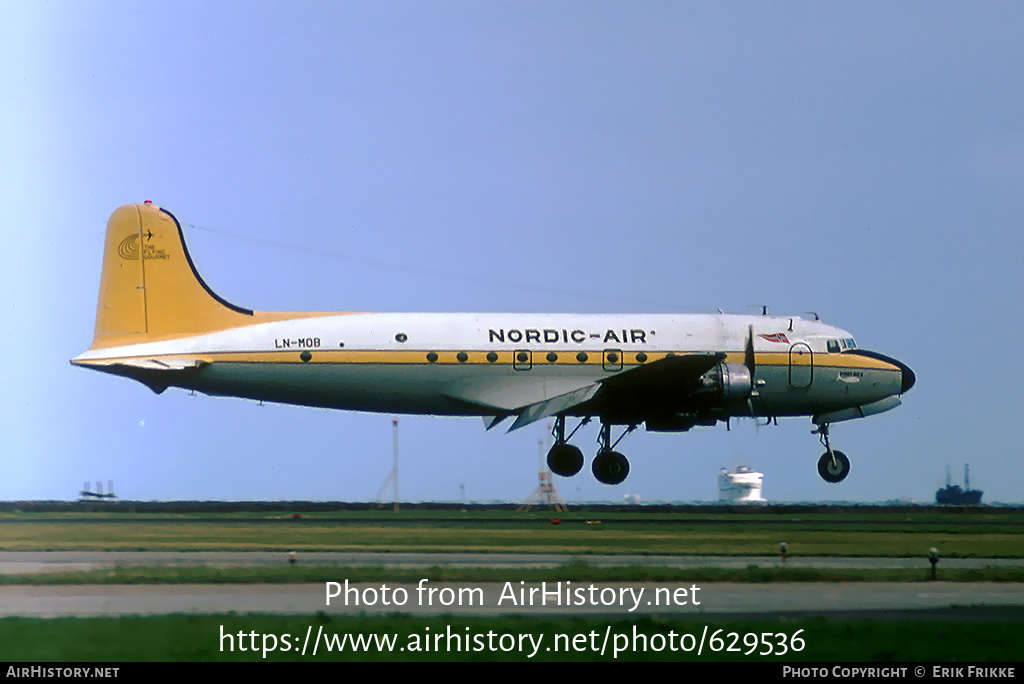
{"left": 506, "top": 352, "right": 726, "bottom": 430}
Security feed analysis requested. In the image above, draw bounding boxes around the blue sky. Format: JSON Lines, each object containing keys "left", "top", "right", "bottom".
{"left": 2, "top": 2, "right": 1022, "bottom": 503}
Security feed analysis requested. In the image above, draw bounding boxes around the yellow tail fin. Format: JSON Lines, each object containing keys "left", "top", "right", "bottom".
{"left": 89, "top": 202, "right": 254, "bottom": 350}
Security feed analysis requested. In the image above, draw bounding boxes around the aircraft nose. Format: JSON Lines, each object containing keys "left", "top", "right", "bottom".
{"left": 846, "top": 349, "right": 915, "bottom": 394}
{"left": 898, "top": 361, "right": 916, "bottom": 394}
{"left": 878, "top": 353, "right": 916, "bottom": 394}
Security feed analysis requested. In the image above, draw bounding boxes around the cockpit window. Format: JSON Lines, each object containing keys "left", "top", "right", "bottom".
{"left": 827, "top": 340, "right": 840, "bottom": 353}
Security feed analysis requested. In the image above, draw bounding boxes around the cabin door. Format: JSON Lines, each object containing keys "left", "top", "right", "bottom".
{"left": 788, "top": 342, "right": 813, "bottom": 388}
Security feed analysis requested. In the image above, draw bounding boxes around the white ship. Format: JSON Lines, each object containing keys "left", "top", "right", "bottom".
{"left": 718, "top": 465, "right": 765, "bottom": 503}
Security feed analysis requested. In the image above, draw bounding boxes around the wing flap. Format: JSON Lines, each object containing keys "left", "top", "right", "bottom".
{"left": 507, "top": 383, "right": 601, "bottom": 431}
{"left": 482, "top": 414, "right": 512, "bottom": 431}
{"left": 466, "top": 352, "right": 727, "bottom": 432}
{"left": 446, "top": 377, "right": 600, "bottom": 411}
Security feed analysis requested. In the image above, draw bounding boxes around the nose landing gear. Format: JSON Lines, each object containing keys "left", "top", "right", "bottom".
{"left": 813, "top": 423, "right": 850, "bottom": 483}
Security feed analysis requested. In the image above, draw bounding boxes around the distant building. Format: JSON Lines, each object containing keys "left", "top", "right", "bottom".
{"left": 718, "top": 466, "right": 765, "bottom": 503}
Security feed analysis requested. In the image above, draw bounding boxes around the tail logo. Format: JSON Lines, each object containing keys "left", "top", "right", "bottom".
{"left": 118, "top": 231, "right": 169, "bottom": 261}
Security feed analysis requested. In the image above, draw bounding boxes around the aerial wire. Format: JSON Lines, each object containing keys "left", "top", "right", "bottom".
{"left": 183, "top": 220, "right": 703, "bottom": 312}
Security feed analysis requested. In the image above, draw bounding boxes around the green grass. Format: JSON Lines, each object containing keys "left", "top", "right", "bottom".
{"left": 0, "top": 613, "right": 1020, "bottom": 661}
{"left": 4, "top": 562, "right": 1024, "bottom": 585}
{"left": 2, "top": 519, "right": 1022, "bottom": 556}
{"left": 4, "top": 509, "right": 1019, "bottom": 663}
{"left": 4, "top": 508, "right": 1023, "bottom": 524}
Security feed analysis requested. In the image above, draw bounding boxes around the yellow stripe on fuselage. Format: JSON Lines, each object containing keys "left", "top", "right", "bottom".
{"left": 74, "top": 350, "right": 901, "bottom": 371}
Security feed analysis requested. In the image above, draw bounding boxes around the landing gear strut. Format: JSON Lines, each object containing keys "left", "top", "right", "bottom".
{"left": 546, "top": 416, "right": 584, "bottom": 477}
{"left": 814, "top": 423, "right": 850, "bottom": 483}
{"left": 592, "top": 422, "right": 635, "bottom": 486}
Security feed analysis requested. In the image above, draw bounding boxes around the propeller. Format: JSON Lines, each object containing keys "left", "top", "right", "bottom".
{"left": 744, "top": 324, "right": 756, "bottom": 378}
{"left": 744, "top": 325, "right": 758, "bottom": 422}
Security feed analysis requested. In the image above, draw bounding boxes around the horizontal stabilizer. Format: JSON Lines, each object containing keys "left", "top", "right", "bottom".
{"left": 75, "top": 357, "right": 207, "bottom": 395}
{"left": 85, "top": 358, "right": 206, "bottom": 371}
{"left": 507, "top": 383, "right": 601, "bottom": 431}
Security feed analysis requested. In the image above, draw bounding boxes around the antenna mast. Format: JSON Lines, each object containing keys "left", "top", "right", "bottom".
{"left": 518, "top": 424, "right": 567, "bottom": 512}
{"left": 376, "top": 418, "right": 400, "bottom": 511}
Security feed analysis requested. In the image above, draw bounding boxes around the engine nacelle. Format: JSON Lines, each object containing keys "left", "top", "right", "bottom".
{"left": 698, "top": 362, "right": 753, "bottom": 402}
{"left": 645, "top": 415, "right": 718, "bottom": 432}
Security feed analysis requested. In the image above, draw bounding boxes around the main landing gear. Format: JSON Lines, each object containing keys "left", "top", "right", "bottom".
{"left": 813, "top": 423, "right": 850, "bottom": 484}
{"left": 546, "top": 416, "right": 585, "bottom": 477}
{"left": 546, "top": 416, "right": 635, "bottom": 485}
{"left": 592, "top": 421, "right": 635, "bottom": 486}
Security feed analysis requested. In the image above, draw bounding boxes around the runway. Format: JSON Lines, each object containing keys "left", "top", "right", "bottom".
{"left": 2, "top": 582, "right": 1022, "bottom": 618}
{"left": 3, "top": 551, "right": 1021, "bottom": 619}
{"left": 1, "top": 550, "right": 1022, "bottom": 574}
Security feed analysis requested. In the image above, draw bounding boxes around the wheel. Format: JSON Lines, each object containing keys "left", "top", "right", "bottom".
{"left": 547, "top": 443, "right": 584, "bottom": 477}
{"left": 592, "top": 449, "right": 630, "bottom": 485}
{"left": 817, "top": 450, "right": 850, "bottom": 483}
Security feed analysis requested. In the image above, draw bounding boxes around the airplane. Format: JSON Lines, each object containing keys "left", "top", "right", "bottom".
{"left": 72, "top": 202, "right": 916, "bottom": 486}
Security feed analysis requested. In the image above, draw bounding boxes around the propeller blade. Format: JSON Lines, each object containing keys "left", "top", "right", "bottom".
{"left": 746, "top": 325, "right": 759, "bottom": 421}
{"left": 744, "top": 324, "right": 756, "bottom": 375}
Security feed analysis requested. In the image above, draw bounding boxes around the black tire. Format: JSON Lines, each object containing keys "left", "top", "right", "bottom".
{"left": 817, "top": 450, "right": 850, "bottom": 483}
{"left": 592, "top": 449, "right": 630, "bottom": 485}
{"left": 547, "top": 444, "right": 584, "bottom": 477}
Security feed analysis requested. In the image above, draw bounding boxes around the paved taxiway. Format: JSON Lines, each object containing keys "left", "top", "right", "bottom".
{"left": 2, "top": 582, "right": 1022, "bottom": 618}
{"left": 3, "top": 551, "right": 1023, "bottom": 574}
{"left": 4, "top": 552, "right": 1021, "bottom": 618}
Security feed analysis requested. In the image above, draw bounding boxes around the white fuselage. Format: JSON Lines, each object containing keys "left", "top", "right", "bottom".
{"left": 75, "top": 312, "right": 904, "bottom": 424}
